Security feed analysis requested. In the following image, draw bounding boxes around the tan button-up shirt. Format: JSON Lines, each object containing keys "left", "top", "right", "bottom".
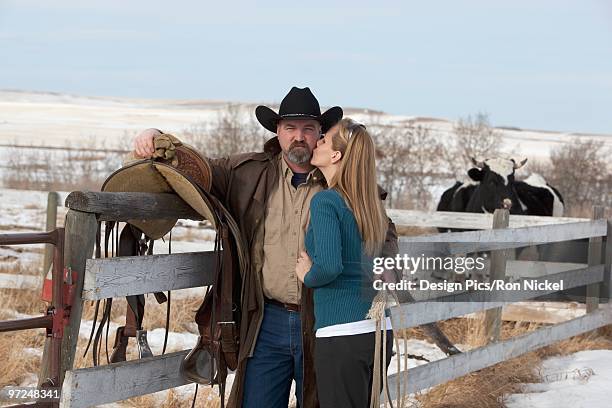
{"left": 261, "top": 155, "right": 324, "bottom": 304}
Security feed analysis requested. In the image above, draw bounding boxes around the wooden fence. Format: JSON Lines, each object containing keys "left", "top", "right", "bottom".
{"left": 51, "top": 191, "right": 611, "bottom": 407}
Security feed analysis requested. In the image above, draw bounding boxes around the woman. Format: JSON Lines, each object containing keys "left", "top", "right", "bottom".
{"left": 295, "top": 118, "right": 393, "bottom": 407}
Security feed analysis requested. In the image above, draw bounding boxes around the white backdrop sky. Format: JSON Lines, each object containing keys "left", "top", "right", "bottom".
{"left": 1, "top": 0, "right": 611, "bottom": 134}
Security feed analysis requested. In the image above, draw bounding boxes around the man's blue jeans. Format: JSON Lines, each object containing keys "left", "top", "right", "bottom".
{"left": 242, "top": 302, "right": 303, "bottom": 408}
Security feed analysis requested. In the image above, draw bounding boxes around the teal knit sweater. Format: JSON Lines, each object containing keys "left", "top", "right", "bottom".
{"left": 304, "top": 189, "right": 376, "bottom": 330}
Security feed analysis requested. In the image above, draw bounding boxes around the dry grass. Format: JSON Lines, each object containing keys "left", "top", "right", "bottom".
{"left": 0, "top": 287, "right": 47, "bottom": 386}
{"left": 155, "top": 386, "right": 224, "bottom": 408}
{"left": 121, "top": 393, "right": 161, "bottom": 407}
{"left": 0, "top": 288, "right": 46, "bottom": 319}
{"left": 0, "top": 329, "right": 46, "bottom": 386}
{"left": 118, "top": 384, "right": 225, "bottom": 408}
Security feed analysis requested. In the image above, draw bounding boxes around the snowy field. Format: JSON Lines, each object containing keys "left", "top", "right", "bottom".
{"left": 1, "top": 90, "right": 611, "bottom": 162}
{"left": 506, "top": 350, "right": 612, "bottom": 408}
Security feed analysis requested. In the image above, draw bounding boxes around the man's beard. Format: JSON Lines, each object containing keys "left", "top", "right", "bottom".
{"left": 286, "top": 142, "right": 312, "bottom": 165}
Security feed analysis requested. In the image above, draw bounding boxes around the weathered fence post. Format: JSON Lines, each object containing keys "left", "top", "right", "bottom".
{"left": 586, "top": 206, "right": 605, "bottom": 313}
{"left": 603, "top": 218, "right": 612, "bottom": 303}
{"left": 484, "top": 209, "right": 509, "bottom": 343}
{"left": 42, "top": 191, "right": 59, "bottom": 277}
{"left": 38, "top": 209, "right": 97, "bottom": 387}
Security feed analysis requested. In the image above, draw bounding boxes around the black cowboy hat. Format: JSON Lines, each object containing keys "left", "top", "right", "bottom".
{"left": 256, "top": 87, "right": 343, "bottom": 134}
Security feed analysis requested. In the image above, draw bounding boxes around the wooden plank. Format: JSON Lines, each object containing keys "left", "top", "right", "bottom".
{"left": 387, "top": 209, "right": 589, "bottom": 230}
{"left": 82, "top": 251, "right": 217, "bottom": 300}
{"left": 484, "top": 209, "right": 509, "bottom": 343}
{"left": 504, "top": 260, "right": 587, "bottom": 279}
{"left": 39, "top": 211, "right": 97, "bottom": 388}
{"left": 65, "top": 191, "right": 202, "bottom": 222}
{"left": 586, "top": 206, "right": 604, "bottom": 313}
{"left": 399, "top": 220, "right": 607, "bottom": 256}
{"left": 389, "top": 264, "right": 604, "bottom": 329}
{"left": 387, "top": 306, "right": 612, "bottom": 398}
{"left": 60, "top": 350, "right": 190, "bottom": 407}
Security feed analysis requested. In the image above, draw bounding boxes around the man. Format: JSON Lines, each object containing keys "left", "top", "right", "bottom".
{"left": 132, "top": 87, "right": 398, "bottom": 408}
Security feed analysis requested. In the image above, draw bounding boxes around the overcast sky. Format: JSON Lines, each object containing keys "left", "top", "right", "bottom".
{"left": 1, "top": 0, "right": 611, "bottom": 134}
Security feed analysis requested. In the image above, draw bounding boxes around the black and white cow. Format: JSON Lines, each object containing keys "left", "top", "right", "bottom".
{"left": 437, "top": 157, "right": 564, "bottom": 218}
{"left": 437, "top": 157, "right": 527, "bottom": 233}
{"left": 436, "top": 177, "right": 480, "bottom": 232}
{"left": 436, "top": 179, "right": 479, "bottom": 213}
{"left": 464, "top": 157, "right": 527, "bottom": 214}
{"left": 515, "top": 173, "right": 565, "bottom": 217}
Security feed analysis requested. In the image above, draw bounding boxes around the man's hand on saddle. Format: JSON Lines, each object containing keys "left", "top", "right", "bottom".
{"left": 133, "top": 128, "right": 162, "bottom": 158}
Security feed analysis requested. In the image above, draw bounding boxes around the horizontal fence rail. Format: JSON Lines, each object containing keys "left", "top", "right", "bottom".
{"left": 391, "top": 265, "right": 605, "bottom": 327}
{"left": 399, "top": 220, "right": 607, "bottom": 255}
{"left": 387, "top": 209, "right": 589, "bottom": 230}
{"left": 65, "top": 191, "right": 202, "bottom": 222}
{"left": 61, "top": 351, "right": 190, "bottom": 407}
{"left": 83, "top": 251, "right": 217, "bottom": 300}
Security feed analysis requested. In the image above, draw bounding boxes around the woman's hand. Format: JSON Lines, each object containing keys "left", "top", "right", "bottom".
{"left": 295, "top": 251, "right": 312, "bottom": 283}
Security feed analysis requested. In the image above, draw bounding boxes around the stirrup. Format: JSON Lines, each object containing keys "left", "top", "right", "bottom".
{"left": 136, "top": 329, "right": 154, "bottom": 358}
{"left": 180, "top": 335, "right": 215, "bottom": 384}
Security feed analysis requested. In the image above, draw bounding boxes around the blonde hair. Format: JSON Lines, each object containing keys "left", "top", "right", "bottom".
{"left": 329, "top": 118, "right": 387, "bottom": 256}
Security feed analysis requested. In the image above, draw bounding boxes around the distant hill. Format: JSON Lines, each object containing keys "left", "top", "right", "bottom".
{"left": 1, "top": 90, "right": 610, "bottom": 162}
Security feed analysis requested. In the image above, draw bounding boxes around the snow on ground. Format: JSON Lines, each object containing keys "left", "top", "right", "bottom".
{"left": 506, "top": 350, "right": 612, "bottom": 408}
{"left": 388, "top": 338, "right": 453, "bottom": 375}
{"left": 0, "top": 189, "right": 70, "bottom": 272}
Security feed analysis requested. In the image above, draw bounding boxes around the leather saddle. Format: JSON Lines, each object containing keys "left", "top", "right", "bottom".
{"left": 87, "top": 135, "right": 247, "bottom": 404}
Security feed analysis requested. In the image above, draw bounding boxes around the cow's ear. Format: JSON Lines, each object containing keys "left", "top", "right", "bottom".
{"left": 468, "top": 168, "right": 483, "bottom": 181}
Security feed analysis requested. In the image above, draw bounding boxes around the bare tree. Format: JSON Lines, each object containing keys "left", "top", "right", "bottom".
{"left": 370, "top": 123, "right": 415, "bottom": 208}
{"left": 446, "top": 112, "right": 504, "bottom": 177}
{"left": 183, "top": 104, "right": 269, "bottom": 158}
{"left": 367, "top": 116, "right": 446, "bottom": 209}
{"left": 544, "top": 137, "right": 611, "bottom": 213}
{"left": 402, "top": 125, "right": 447, "bottom": 208}
{"left": 1, "top": 142, "right": 123, "bottom": 191}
